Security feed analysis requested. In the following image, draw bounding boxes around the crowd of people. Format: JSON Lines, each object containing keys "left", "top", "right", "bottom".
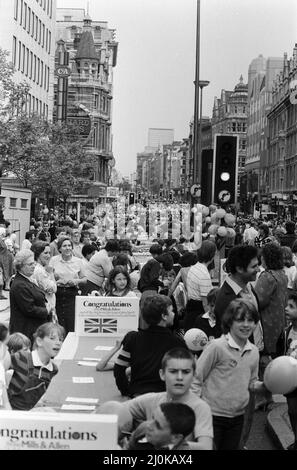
{"left": 1, "top": 211, "right": 297, "bottom": 450}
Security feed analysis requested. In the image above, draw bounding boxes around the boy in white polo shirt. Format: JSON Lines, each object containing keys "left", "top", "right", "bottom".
{"left": 191, "top": 298, "right": 266, "bottom": 450}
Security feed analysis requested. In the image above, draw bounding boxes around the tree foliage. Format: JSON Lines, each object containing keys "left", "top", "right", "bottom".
{"left": 0, "top": 115, "right": 89, "bottom": 201}
{"left": 0, "top": 47, "right": 90, "bottom": 205}
{"left": 0, "top": 48, "right": 30, "bottom": 119}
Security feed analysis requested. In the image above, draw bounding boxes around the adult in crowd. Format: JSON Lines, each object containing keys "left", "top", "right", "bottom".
{"left": 84, "top": 240, "right": 120, "bottom": 295}
{"left": 31, "top": 241, "right": 57, "bottom": 321}
{"left": 21, "top": 230, "right": 36, "bottom": 251}
{"left": 243, "top": 220, "right": 258, "bottom": 246}
{"left": 71, "top": 228, "right": 83, "bottom": 259}
{"left": 254, "top": 243, "right": 288, "bottom": 364}
{"left": 50, "top": 237, "right": 87, "bottom": 334}
{"left": 9, "top": 250, "right": 49, "bottom": 344}
{"left": 184, "top": 240, "right": 216, "bottom": 331}
{"left": 81, "top": 244, "right": 97, "bottom": 268}
{"left": 254, "top": 224, "right": 274, "bottom": 248}
{"left": 214, "top": 245, "right": 260, "bottom": 337}
{"left": 49, "top": 227, "right": 69, "bottom": 257}
{"left": 279, "top": 221, "right": 297, "bottom": 249}
{"left": 0, "top": 227, "right": 14, "bottom": 294}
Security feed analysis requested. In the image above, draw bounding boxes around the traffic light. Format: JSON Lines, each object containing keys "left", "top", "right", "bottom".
{"left": 213, "top": 135, "right": 238, "bottom": 205}
{"left": 128, "top": 192, "right": 135, "bottom": 205}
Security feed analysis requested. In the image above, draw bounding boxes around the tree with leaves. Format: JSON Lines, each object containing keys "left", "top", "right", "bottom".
{"left": 0, "top": 47, "right": 91, "bottom": 213}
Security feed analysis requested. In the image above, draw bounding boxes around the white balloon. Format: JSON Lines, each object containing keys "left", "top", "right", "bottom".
{"left": 216, "top": 208, "right": 226, "bottom": 219}
{"left": 217, "top": 226, "right": 227, "bottom": 237}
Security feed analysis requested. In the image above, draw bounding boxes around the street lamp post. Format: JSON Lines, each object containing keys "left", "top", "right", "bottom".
{"left": 193, "top": 0, "right": 200, "bottom": 186}
{"left": 197, "top": 80, "right": 210, "bottom": 195}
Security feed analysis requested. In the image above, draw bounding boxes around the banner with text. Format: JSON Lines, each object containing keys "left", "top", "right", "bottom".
{"left": 0, "top": 411, "right": 118, "bottom": 450}
{"left": 75, "top": 296, "right": 139, "bottom": 337}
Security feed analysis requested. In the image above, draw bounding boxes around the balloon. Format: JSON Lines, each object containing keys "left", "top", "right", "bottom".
{"left": 209, "top": 204, "right": 217, "bottom": 213}
{"left": 264, "top": 356, "right": 297, "bottom": 394}
{"left": 224, "top": 213, "right": 236, "bottom": 226}
{"left": 184, "top": 328, "right": 208, "bottom": 351}
{"left": 191, "top": 207, "right": 198, "bottom": 214}
{"left": 217, "top": 226, "right": 227, "bottom": 237}
{"left": 208, "top": 224, "right": 218, "bottom": 235}
{"left": 205, "top": 216, "right": 211, "bottom": 224}
{"left": 194, "top": 232, "right": 202, "bottom": 246}
{"left": 226, "top": 228, "right": 236, "bottom": 238}
{"left": 216, "top": 208, "right": 226, "bottom": 219}
{"left": 210, "top": 213, "right": 218, "bottom": 223}
{"left": 202, "top": 206, "right": 210, "bottom": 216}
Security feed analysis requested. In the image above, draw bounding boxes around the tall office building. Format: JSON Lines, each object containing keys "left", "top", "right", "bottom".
{"left": 0, "top": 0, "right": 57, "bottom": 119}
{"left": 148, "top": 128, "right": 174, "bottom": 149}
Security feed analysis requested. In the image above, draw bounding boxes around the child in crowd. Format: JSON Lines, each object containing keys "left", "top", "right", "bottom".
{"left": 0, "top": 323, "right": 10, "bottom": 372}
{"left": 113, "top": 295, "right": 186, "bottom": 397}
{"left": 105, "top": 267, "right": 136, "bottom": 297}
{"left": 8, "top": 322, "right": 65, "bottom": 410}
{"left": 193, "top": 288, "right": 221, "bottom": 343}
{"left": 129, "top": 402, "right": 196, "bottom": 450}
{"left": 276, "top": 293, "right": 297, "bottom": 450}
{"left": 96, "top": 339, "right": 122, "bottom": 371}
{"left": 7, "top": 333, "right": 31, "bottom": 354}
{"left": 0, "top": 362, "right": 10, "bottom": 409}
{"left": 109, "top": 348, "right": 213, "bottom": 450}
{"left": 191, "top": 298, "right": 266, "bottom": 450}
{"left": 282, "top": 246, "right": 297, "bottom": 293}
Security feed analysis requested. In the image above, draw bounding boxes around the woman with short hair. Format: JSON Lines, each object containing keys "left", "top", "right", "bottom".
{"left": 9, "top": 249, "right": 49, "bottom": 344}
{"left": 50, "top": 237, "right": 87, "bottom": 334}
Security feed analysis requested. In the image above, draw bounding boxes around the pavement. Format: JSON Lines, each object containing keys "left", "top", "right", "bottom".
{"left": 267, "top": 397, "right": 295, "bottom": 450}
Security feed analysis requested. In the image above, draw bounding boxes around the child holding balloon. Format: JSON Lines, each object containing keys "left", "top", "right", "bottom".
{"left": 274, "top": 293, "right": 297, "bottom": 450}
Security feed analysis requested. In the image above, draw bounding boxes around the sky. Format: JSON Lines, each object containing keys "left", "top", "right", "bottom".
{"left": 57, "top": 0, "right": 297, "bottom": 177}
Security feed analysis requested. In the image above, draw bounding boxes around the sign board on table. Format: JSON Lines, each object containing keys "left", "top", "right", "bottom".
{"left": 75, "top": 296, "right": 139, "bottom": 337}
{"left": 0, "top": 411, "right": 118, "bottom": 450}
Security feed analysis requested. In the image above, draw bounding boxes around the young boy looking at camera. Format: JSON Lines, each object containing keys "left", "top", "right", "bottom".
{"left": 111, "top": 348, "right": 213, "bottom": 450}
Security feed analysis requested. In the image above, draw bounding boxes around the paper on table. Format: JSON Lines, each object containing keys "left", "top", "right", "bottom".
{"left": 94, "top": 346, "right": 114, "bottom": 351}
{"left": 72, "top": 377, "right": 95, "bottom": 383}
{"left": 66, "top": 397, "right": 99, "bottom": 404}
{"left": 83, "top": 357, "right": 101, "bottom": 362}
{"left": 61, "top": 404, "right": 96, "bottom": 411}
{"left": 77, "top": 361, "right": 98, "bottom": 367}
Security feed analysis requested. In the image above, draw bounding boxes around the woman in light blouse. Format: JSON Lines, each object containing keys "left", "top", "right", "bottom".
{"left": 49, "top": 237, "right": 87, "bottom": 334}
{"left": 31, "top": 241, "right": 57, "bottom": 321}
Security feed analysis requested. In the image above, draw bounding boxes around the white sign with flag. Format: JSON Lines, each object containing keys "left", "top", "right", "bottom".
{"left": 75, "top": 296, "right": 139, "bottom": 337}
{"left": 0, "top": 411, "right": 118, "bottom": 450}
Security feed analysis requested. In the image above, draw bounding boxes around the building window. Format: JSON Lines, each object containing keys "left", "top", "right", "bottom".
{"left": 10, "top": 198, "right": 17, "bottom": 208}
{"left": 14, "top": 0, "right": 18, "bottom": 20}
{"left": 23, "top": 2, "right": 27, "bottom": 29}
{"left": 25, "top": 48, "right": 29, "bottom": 76}
{"left": 12, "top": 37, "right": 17, "bottom": 66}
{"left": 48, "top": 31, "right": 51, "bottom": 54}
{"left": 21, "top": 199, "right": 28, "bottom": 209}
{"left": 19, "top": 0, "right": 23, "bottom": 25}
{"left": 27, "top": 6, "right": 31, "bottom": 33}
{"left": 18, "top": 41, "right": 21, "bottom": 70}
{"left": 64, "top": 16, "right": 72, "bottom": 21}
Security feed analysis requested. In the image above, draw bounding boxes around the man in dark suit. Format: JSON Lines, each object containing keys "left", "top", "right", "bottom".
{"left": 214, "top": 245, "right": 259, "bottom": 332}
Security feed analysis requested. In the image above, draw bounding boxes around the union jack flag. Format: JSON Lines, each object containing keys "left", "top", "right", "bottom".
{"left": 84, "top": 317, "right": 118, "bottom": 334}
